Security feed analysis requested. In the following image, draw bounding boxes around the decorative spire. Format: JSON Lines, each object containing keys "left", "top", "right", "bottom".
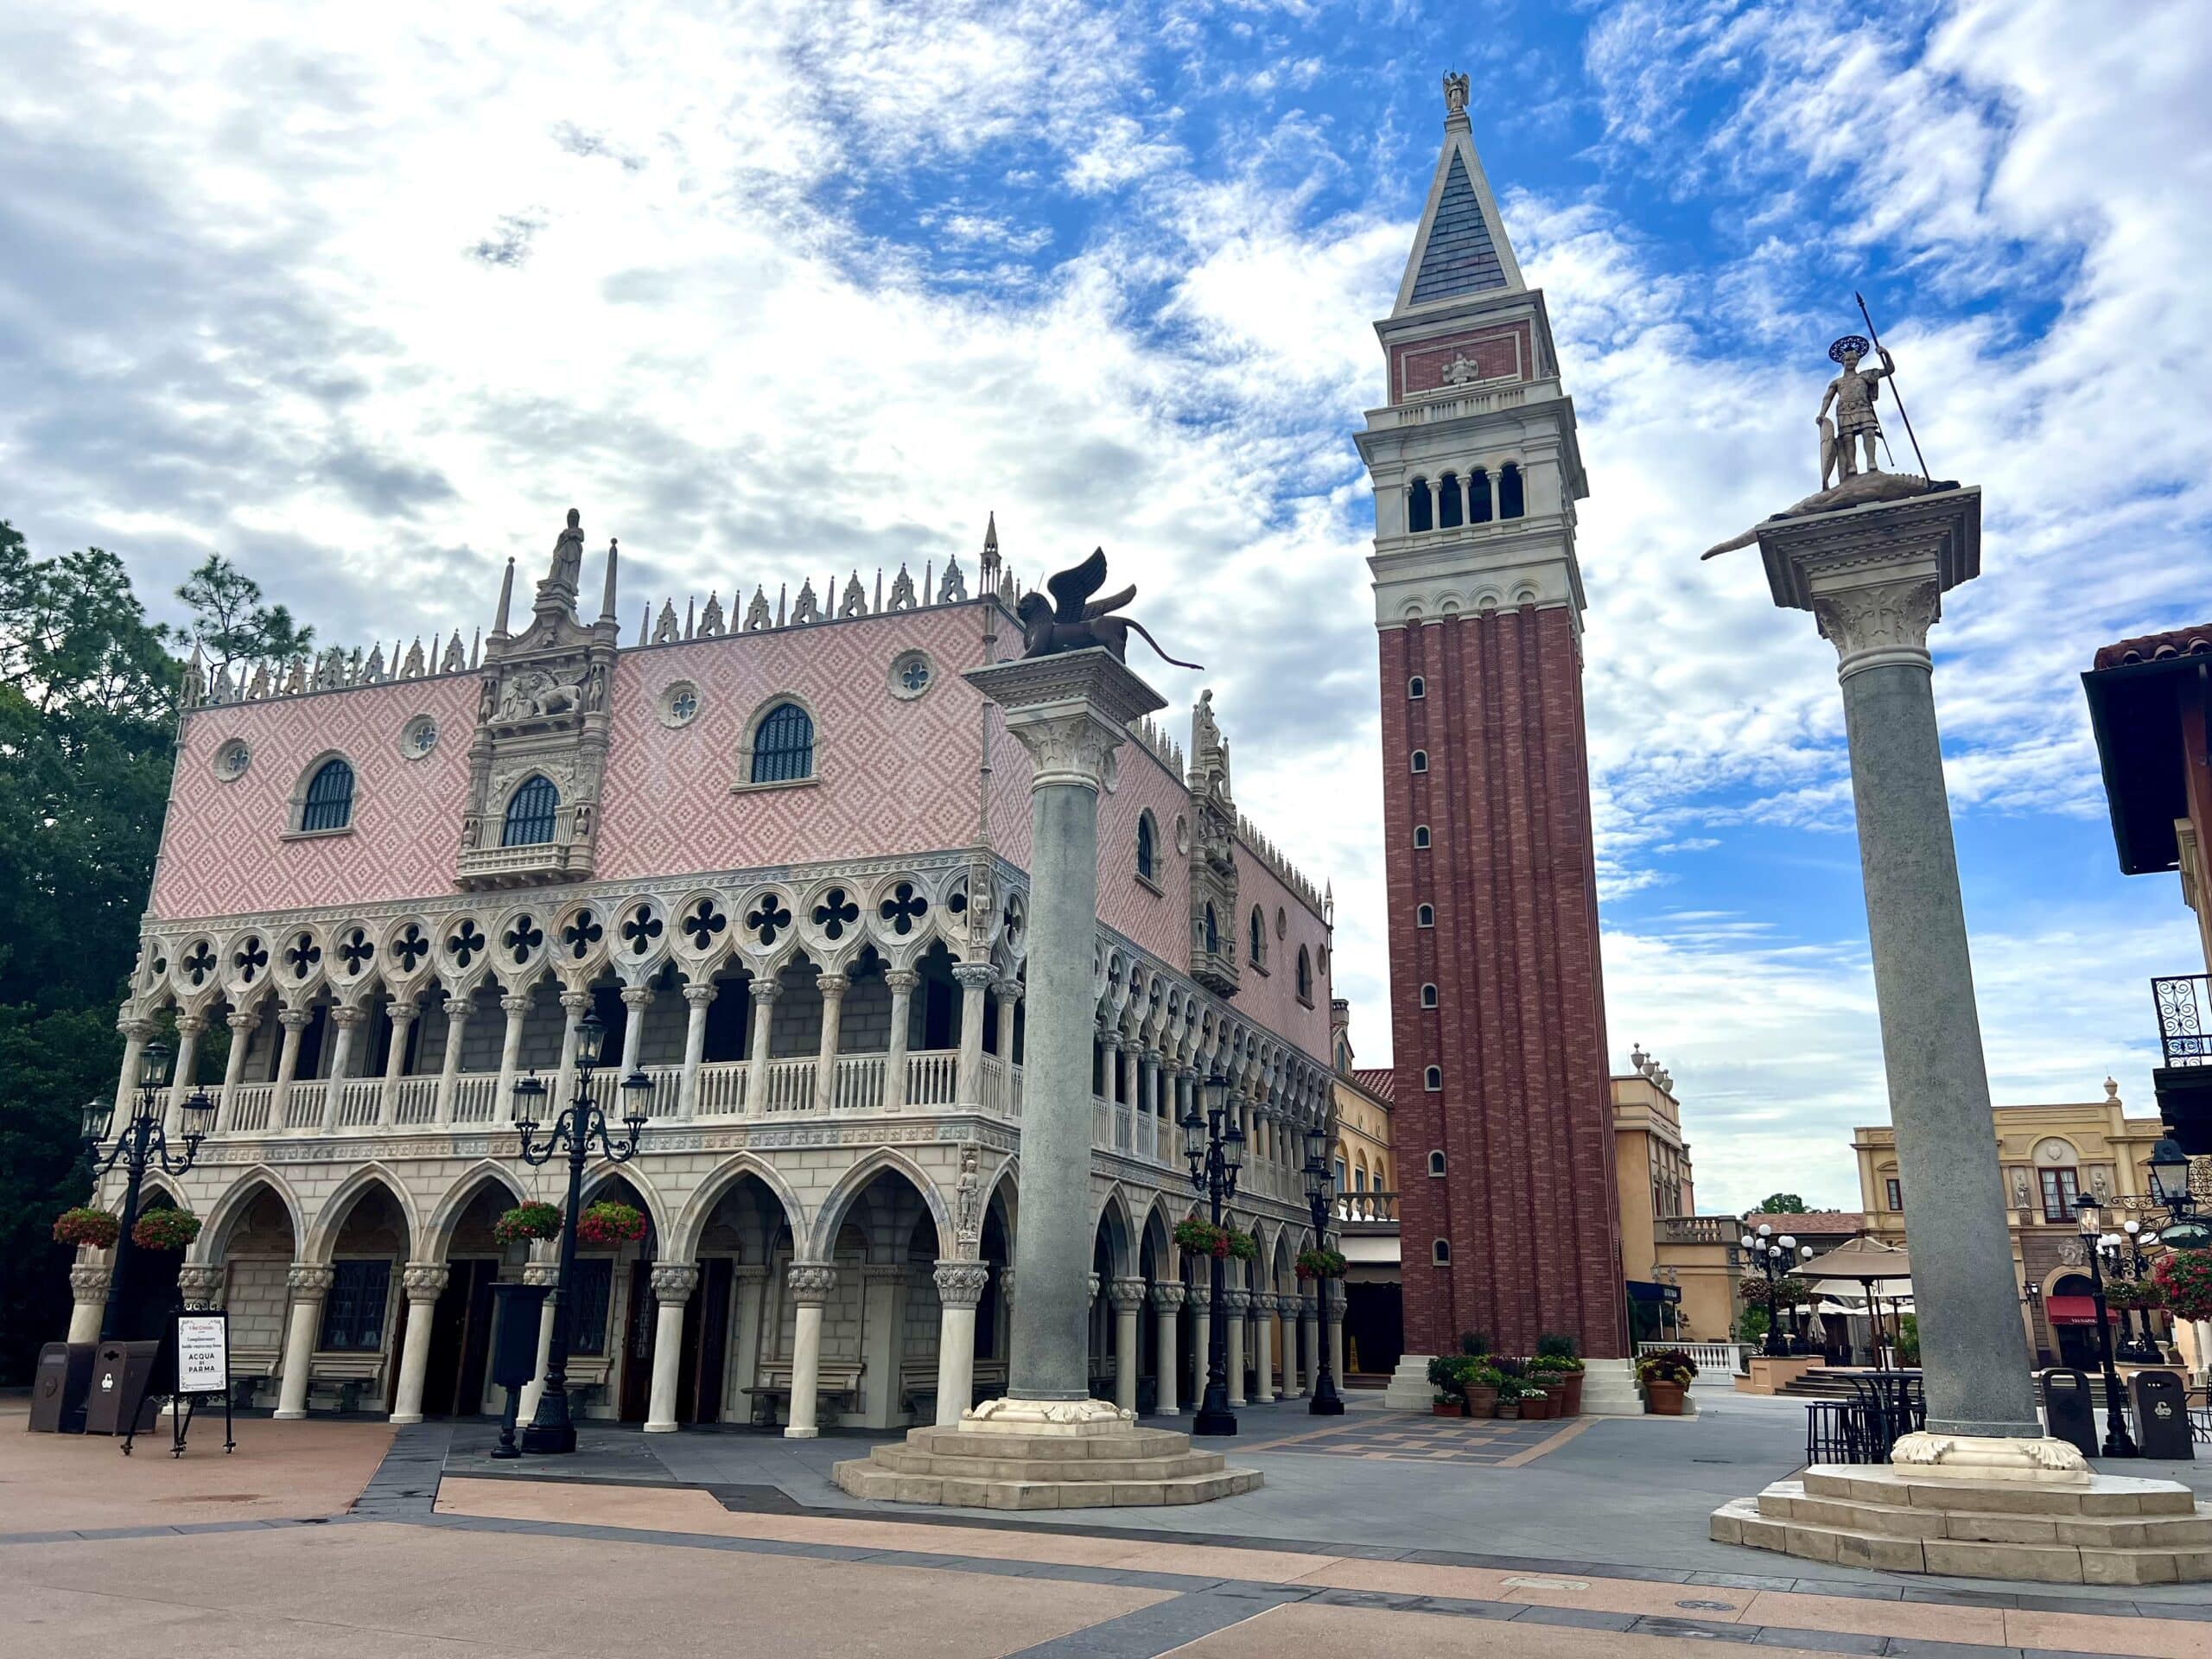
{"left": 493, "top": 556, "right": 516, "bottom": 636}
{"left": 600, "top": 537, "right": 620, "bottom": 623}
{"left": 1392, "top": 86, "right": 1524, "bottom": 315}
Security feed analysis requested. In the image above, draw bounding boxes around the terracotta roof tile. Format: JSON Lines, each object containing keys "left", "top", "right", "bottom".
{"left": 2093, "top": 623, "right": 2212, "bottom": 671}
{"left": 1349, "top": 1066, "right": 1396, "bottom": 1104}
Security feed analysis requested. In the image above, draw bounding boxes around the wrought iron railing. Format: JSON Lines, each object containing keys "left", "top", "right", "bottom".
{"left": 2155, "top": 974, "right": 2212, "bottom": 1065}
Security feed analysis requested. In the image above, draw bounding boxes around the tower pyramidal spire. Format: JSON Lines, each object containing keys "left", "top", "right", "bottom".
{"left": 1392, "top": 71, "right": 1526, "bottom": 315}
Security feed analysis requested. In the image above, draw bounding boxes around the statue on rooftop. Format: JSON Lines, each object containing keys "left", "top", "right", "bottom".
{"left": 547, "top": 508, "right": 586, "bottom": 592}
{"left": 1443, "top": 71, "right": 1470, "bottom": 118}
{"left": 1014, "top": 547, "right": 1203, "bottom": 670}
{"left": 1817, "top": 334, "right": 1894, "bottom": 486}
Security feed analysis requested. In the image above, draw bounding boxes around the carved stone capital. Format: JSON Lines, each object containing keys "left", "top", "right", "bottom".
{"left": 385, "top": 1001, "right": 419, "bottom": 1027}
{"left": 964, "top": 651, "right": 1166, "bottom": 797}
{"left": 328, "top": 1005, "right": 366, "bottom": 1030}
{"left": 500, "top": 995, "right": 533, "bottom": 1016}
{"left": 287, "top": 1263, "right": 337, "bottom": 1297}
{"left": 815, "top": 974, "right": 849, "bottom": 998}
{"left": 996, "top": 707, "right": 1128, "bottom": 793}
{"left": 1185, "top": 1282, "right": 1211, "bottom": 1311}
{"left": 278, "top": 1006, "right": 313, "bottom": 1031}
{"left": 884, "top": 969, "right": 920, "bottom": 994}
{"left": 1809, "top": 576, "right": 1942, "bottom": 679}
{"left": 952, "top": 963, "right": 998, "bottom": 992}
{"left": 620, "top": 986, "right": 655, "bottom": 1011}
{"left": 118, "top": 1018, "right": 158, "bottom": 1043}
{"left": 176, "top": 1264, "right": 226, "bottom": 1308}
{"left": 999, "top": 1268, "right": 1016, "bottom": 1304}
{"left": 1109, "top": 1275, "right": 1149, "bottom": 1312}
{"left": 751, "top": 980, "right": 784, "bottom": 1007}
{"left": 651, "top": 1262, "right": 700, "bottom": 1303}
{"left": 559, "top": 990, "right": 593, "bottom": 1014}
{"left": 1086, "top": 1271, "right": 1102, "bottom": 1306}
{"left": 933, "top": 1261, "right": 991, "bottom": 1306}
{"left": 787, "top": 1262, "right": 838, "bottom": 1305}
{"left": 402, "top": 1262, "right": 451, "bottom": 1300}
{"left": 70, "top": 1265, "right": 113, "bottom": 1301}
{"left": 683, "top": 982, "right": 717, "bottom": 1007}
{"left": 226, "top": 1008, "right": 261, "bottom": 1034}
{"left": 1150, "top": 1282, "right": 1186, "bottom": 1311}
{"left": 522, "top": 1262, "right": 562, "bottom": 1288}
{"left": 1223, "top": 1287, "right": 1251, "bottom": 1313}
{"left": 1249, "top": 1291, "right": 1277, "bottom": 1313}
{"left": 173, "top": 1013, "right": 207, "bottom": 1037}
{"left": 1298, "top": 1294, "right": 1319, "bottom": 1319}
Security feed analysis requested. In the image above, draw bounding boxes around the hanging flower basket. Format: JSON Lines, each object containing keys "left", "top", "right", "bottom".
{"left": 131, "top": 1209, "right": 201, "bottom": 1252}
{"left": 1738, "top": 1274, "right": 1812, "bottom": 1308}
{"left": 1294, "top": 1246, "right": 1346, "bottom": 1281}
{"left": 493, "top": 1202, "right": 562, "bottom": 1244}
{"left": 575, "top": 1200, "right": 647, "bottom": 1248}
{"left": 54, "top": 1206, "right": 121, "bottom": 1250}
{"left": 1173, "top": 1218, "right": 1256, "bottom": 1262}
{"left": 2151, "top": 1250, "right": 2212, "bottom": 1322}
{"left": 2101, "top": 1278, "right": 2164, "bottom": 1312}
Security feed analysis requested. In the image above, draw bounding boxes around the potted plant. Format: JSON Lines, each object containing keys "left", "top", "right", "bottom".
{"left": 1520, "top": 1367, "right": 1559, "bottom": 1420}
{"left": 2152, "top": 1249, "right": 2212, "bottom": 1323}
{"left": 53, "top": 1206, "right": 121, "bottom": 1250}
{"left": 2103, "top": 1279, "right": 2164, "bottom": 1312}
{"left": 1294, "top": 1246, "right": 1346, "bottom": 1281}
{"left": 493, "top": 1201, "right": 562, "bottom": 1244}
{"left": 1495, "top": 1379, "right": 1522, "bottom": 1419}
{"left": 131, "top": 1208, "right": 201, "bottom": 1252}
{"left": 1173, "top": 1217, "right": 1258, "bottom": 1262}
{"left": 1637, "top": 1348, "right": 1698, "bottom": 1414}
{"left": 1459, "top": 1362, "right": 1503, "bottom": 1418}
{"left": 1534, "top": 1334, "right": 1586, "bottom": 1415}
{"left": 1426, "top": 1355, "right": 1465, "bottom": 1415}
{"left": 575, "top": 1200, "right": 647, "bottom": 1248}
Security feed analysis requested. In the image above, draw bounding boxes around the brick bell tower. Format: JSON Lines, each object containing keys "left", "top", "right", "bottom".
{"left": 1357, "top": 82, "right": 1629, "bottom": 1385}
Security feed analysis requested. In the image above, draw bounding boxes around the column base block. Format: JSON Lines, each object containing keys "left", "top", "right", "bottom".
{"left": 830, "top": 1396, "right": 1261, "bottom": 1509}
{"left": 387, "top": 1414, "right": 424, "bottom": 1427}
{"left": 643, "top": 1422, "right": 677, "bottom": 1434}
{"left": 272, "top": 1410, "right": 306, "bottom": 1421}
{"left": 783, "top": 1426, "right": 819, "bottom": 1440}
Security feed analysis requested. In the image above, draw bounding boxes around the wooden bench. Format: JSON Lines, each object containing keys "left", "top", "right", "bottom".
{"left": 304, "top": 1354, "right": 385, "bottom": 1414}
{"left": 743, "top": 1361, "right": 862, "bottom": 1428}
{"left": 899, "top": 1359, "right": 1009, "bottom": 1420}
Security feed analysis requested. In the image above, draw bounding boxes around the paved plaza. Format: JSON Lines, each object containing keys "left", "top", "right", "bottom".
{"left": 7, "top": 1391, "right": 2210, "bottom": 1657}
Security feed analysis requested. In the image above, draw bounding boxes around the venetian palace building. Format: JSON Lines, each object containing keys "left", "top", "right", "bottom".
{"left": 73, "top": 516, "right": 1342, "bottom": 1434}
{"left": 1357, "top": 92, "right": 1629, "bottom": 1383}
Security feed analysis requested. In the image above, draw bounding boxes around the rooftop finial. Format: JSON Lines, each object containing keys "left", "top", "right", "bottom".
{"left": 1442, "top": 69, "right": 1469, "bottom": 122}
{"left": 599, "top": 537, "right": 619, "bottom": 623}
{"left": 493, "top": 556, "right": 516, "bottom": 636}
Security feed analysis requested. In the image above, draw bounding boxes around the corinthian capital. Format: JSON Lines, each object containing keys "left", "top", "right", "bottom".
{"left": 787, "top": 1262, "right": 838, "bottom": 1305}
{"left": 1810, "top": 576, "right": 1941, "bottom": 679}
{"left": 651, "top": 1263, "right": 700, "bottom": 1302}
{"left": 933, "top": 1261, "right": 991, "bottom": 1306}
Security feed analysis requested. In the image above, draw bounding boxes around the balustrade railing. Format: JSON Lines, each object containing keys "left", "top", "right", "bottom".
{"left": 391, "top": 1076, "right": 439, "bottom": 1125}
{"left": 283, "top": 1081, "right": 327, "bottom": 1129}
{"left": 226, "top": 1084, "right": 273, "bottom": 1135}
{"left": 1638, "top": 1339, "right": 1747, "bottom": 1380}
{"left": 1337, "top": 1191, "right": 1396, "bottom": 1223}
{"left": 833, "top": 1054, "right": 884, "bottom": 1111}
{"left": 760, "top": 1056, "right": 815, "bottom": 1112}
{"left": 449, "top": 1073, "right": 499, "bottom": 1124}
{"left": 692, "top": 1061, "right": 748, "bottom": 1117}
{"left": 2154, "top": 974, "right": 2212, "bottom": 1065}
{"left": 334, "top": 1077, "right": 383, "bottom": 1128}
{"left": 908, "top": 1051, "right": 958, "bottom": 1108}
{"left": 1659, "top": 1215, "right": 1737, "bottom": 1245}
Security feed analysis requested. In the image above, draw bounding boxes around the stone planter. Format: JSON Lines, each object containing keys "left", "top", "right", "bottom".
{"left": 1646, "top": 1381, "right": 1686, "bottom": 1415}
{"left": 1433, "top": 1401, "right": 1461, "bottom": 1417}
{"left": 1497, "top": 1397, "right": 1520, "bottom": 1420}
{"left": 1463, "top": 1386, "right": 1498, "bottom": 1419}
{"left": 1558, "top": 1372, "right": 1584, "bottom": 1415}
{"left": 1522, "top": 1392, "right": 1555, "bottom": 1421}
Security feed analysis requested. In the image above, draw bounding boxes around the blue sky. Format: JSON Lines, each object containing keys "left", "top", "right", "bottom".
{"left": 3, "top": 1, "right": 2206, "bottom": 1211}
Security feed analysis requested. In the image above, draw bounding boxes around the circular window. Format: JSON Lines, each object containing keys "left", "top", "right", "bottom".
{"left": 213, "top": 738, "right": 251, "bottom": 781}
{"left": 399, "top": 714, "right": 438, "bottom": 760}
{"left": 889, "top": 651, "right": 935, "bottom": 701}
{"left": 659, "top": 680, "right": 702, "bottom": 728}
{"left": 1174, "top": 815, "right": 1190, "bottom": 855}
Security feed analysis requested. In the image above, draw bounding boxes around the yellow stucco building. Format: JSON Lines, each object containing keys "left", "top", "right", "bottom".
{"left": 1612, "top": 1048, "right": 1737, "bottom": 1344}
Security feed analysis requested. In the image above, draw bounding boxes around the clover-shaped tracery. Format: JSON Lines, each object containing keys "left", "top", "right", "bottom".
{"left": 561, "top": 911, "right": 604, "bottom": 961}
{"left": 812, "top": 887, "right": 859, "bottom": 941}
{"left": 392, "top": 923, "right": 431, "bottom": 974}
{"left": 181, "top": 940, "right": 218, "bottom": 987}
{"left": 745, "top": 895, "right": 791, "bottom": 947}
{"left": 233, "top": 936, "right": 269, "bottom": 984}
{"left": 682, "top": 899, "right": 728, "bottom": 951}
{"left": 620, "top": 904, "right": 664, "bottom": 957}
{"left": 447, "top": 918, "right": 487, "bottom": 969}
{"left": 879, "top": 882, "right": 929, "bottom": 937}
{"left": 283, "top": 931, "right": 321, "bottom": 981}
{"left": 335, "top": 927, "right": 375, "bottom": 976}
{"left": 502, "top": 914, "right": 544, "bottom": 966}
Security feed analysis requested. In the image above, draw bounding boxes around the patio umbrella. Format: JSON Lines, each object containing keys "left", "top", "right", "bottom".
{"left": 1798, "top": 1238, "right": 1912, "bottom": 1365}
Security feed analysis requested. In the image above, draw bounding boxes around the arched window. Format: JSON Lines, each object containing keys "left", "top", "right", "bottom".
{"left": 1468, "top": 466, "right": 1493, "bottom": 524}
{"left": 1428, "top": 1150, "right": 1446, "bottom": 1178}
{"left": 1248, "top": 906, "right": 1266, "bottom": 967}
{"left": 1136, "top": 812, "right": 1156, "bottom": 882}
{"left": 1410, "top": 750, "right": 1428, "bottom": 773}
{"left": 1407, "top": 478, "right": 1433, "bottom": 534}
{"left": 1353, "top": 1164, "right": 1369, "bottom": 1192}
{"left": 1432, "top": 1238, "right": 1452, "bottom": 1266}
{"left": 1413, "top": 824, "right": 1431, "bottom": 849}
{"left": 1437, "top": 473, "right": 1464, "bottom": 530}
{"left": 1421, "top": 982, "right": 1438, "bottom": 1008}
{"left": 1499, "top": 462, "right": 1525, "bottom": 519}
{"left": 502, "top": 774, "right": 559, "bottom": 847}
{"left": 1408, "top": 675, "right": 1425, "bottom": 700}
{"left": 750, "top": 701, "right": 814, "bottom": 783}
{"left": 1295, "top": 945, "right": 1313, "bottom": 1002}
{"left": 1423, "top": 1065, "right": 1442, "bottom": 1091}
{"left": 1204, "top": 902, "right": 1219, "bottom": 954}
{"left": 1416, "top": 903, "right": 1434, "bottom": 928}
{"left": 300, "top": 758, "right": 355, "bottom": 833}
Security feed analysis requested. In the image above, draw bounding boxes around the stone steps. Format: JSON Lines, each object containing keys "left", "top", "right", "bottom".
{"left": 899, "top": 1425, "right": 1196, "bottom": 1462}
{"left": 833, "top": 1459, "right": 1262, "bottom": 1510}
{"left": 866, "top": 1443, "right": 1227, "bottom": 1483}
{"left": 1713, "top": 1469, "right": 2212, "bottom": 1585}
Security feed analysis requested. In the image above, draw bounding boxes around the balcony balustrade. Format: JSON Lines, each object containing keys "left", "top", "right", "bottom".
{"left": 2152, "top": 973, "right": 2212, "bottom": 1156}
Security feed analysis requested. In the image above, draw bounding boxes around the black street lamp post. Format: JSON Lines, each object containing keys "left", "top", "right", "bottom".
{"left": 83, "top": 1040, "right": 216, "bottom": 1343}
{"left": 1300, "top": 1122, "right": 1344, "bottom": 1417}
{"left": 1181, "top": 1073, "right": 1243, "bottom": 1437}
{"left": 514, "top": 1012, "right": 650, "bottom": 1455}
{"left": 1738, "top": 1223, "right": 1813, "bottom": 1357}
{"left": 2105, "top": 1220, "right": 2161, "bottom": 1363}
{"left": 2072, "top": 1193, "right": 2138, "bottom": 1459}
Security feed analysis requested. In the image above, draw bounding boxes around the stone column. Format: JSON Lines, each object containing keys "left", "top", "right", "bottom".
{"left": 517, "top": 1260, "right": 560, "bottom": 1421}
{"left": 435, "top": 989, "right": 473, "bottom": 1122}
{"left": 1300, "top": 1296, "right": 1320, "bottom": 1399}
{"left": 494, "top": 993, "right": 532, "bottom": 1120}
{"left": 166, "top": 1013, "right": 205, "bottom": 1134}
{"left": 552, "top": 990, "right": 591, "bottom": 1108}
{"left": 745, "top": 981, "right": 781, "bottom": 1110}
{"left": 619, "top": 985, "right": 655, "bottom": 1075}
{"left": 679, "top": 981, "right": 715, "bottom": 1115}
{"left": 730, "top": 1264, "right": 769, "bottom": 1418}
{"left": 67, "top": 1265, "right": 111, "bottom": 1344}
{"left": 379, "top": 1000, "right": 417, "bottom": 1117}
{"left": 114, "top": 1019, "right": 154, "bottom": 1124}
{"left": 1152, "top": 1283, "right": 1185, "bottom": 1414}
{"left": 784, "top": 1262, "right": 837, "bottom": 1438}
{"left": 951, "top": 963, "right": 995, "bottom": 1109}
{"left": 389, "top": 1262, "right": 448, "bottom": 1424}
{"left": 882, "top": 970, "right": 918, "bottom": 1113}
{"left": 1224, "top": 1289, "right": 1249, "bottom": 1405}
{"left": 644, "top": 1263, "right": 699, "bottom": 1433}
{"left": 270, "top": 1007, "right": 308, "bottom": 1126}
{"left": 1281, "top": 1294, "right": 1300, "bottom": 1397}
{"left": 813, "top": 974, "right": 849, "bottom": 1110}
{"left": 964, "top": 649, "right": 1164, "bottom": 1403}
{"left": 1328, "top": 1284, "right": 1346, "bottom": 1389}
{"left": 219, "top": 1007, "right": 257, "bottom": 1129}
{"left": 1185, "top": 1281, "right": 1210, "bottom": 1404}
{"left": 859, "top": 1263, "right": 905, "bottom": 1427}
{"left": 993, "top": 980, "right": 1020, "bottom": 1062}
{"left": 1109, "top": 1277, "right": 1147, "bottom": 1412}
{"left": 1757, "top": 489, "right": 2039, "bottom": 1446}
{"left": 1251, "top": 1293, "right": 1275, "bottom": 1404}
{"left": 932, "top": 1261, "right": 990, "bottom": 1426}
{"left": 274, "top": 1264, "right": 334, "bottom": 1419}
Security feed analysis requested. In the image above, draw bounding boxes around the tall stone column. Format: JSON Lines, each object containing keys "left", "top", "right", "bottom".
{"left": 1251, "top": 1293, "right": 1275, "bottom": 1403}
{"left": 389, "top": 1262, "right": 448, "bottom": 1424}
{"left": 1109, "top": 1277, "right": 1147, "bottom": 1412}
{"left": 993, "top": 980, "right": 1020, "bottom": 1062}
{"left": 1185, "top": 1281, "right": 1210, "bottom": 1404}
{"left": 619, "top": 985, "right": 655, "bottom": 1074}
{"left": 1224, "top": 1288, "right": 1249, "bottom": 1406}
{"left": 114, "top": 1019, "right": 154, "bottom": 1124}
{"left": 951, "top": 963, "right": 995, "bottom": 1109}
{"left": 931, "top": 1261, "right": 989, "bottom": 1426}
{"left": 67, "top": 1265, "right": 112, "bottom": 1344}
{"left": 166, "top": 1013, "right": 205, "bottom": 1135}
{"left": 435, "top": 989, "right": 473, "bottom": 1122}
{"left": 882, "top": 970, "right": 918, "bottom": 1113}
{"left": 964, "top": 650, "right": 1164, "bottom": 1402}
{"left": 379, "top": 1000, "right": 417, "bottom": 1118}
{"left": 1281, "top": 1296, "right": 1301, "bottom": 1397}
{"left": 274, "top": 1264, "right": 334, "bottom": 1419}
{"left": 813, "top": 974, "right": 849, "bottom": 1110}
{"left": 1328, "top": 1284, "right": 1346, "bottom": 1388}
{"left": 270, "top": 1007, "right": 308, "bottom": 1126}
{"left": 1152, "top": 1283, "right": 1185, "bottom": 1414}
{"left": 319, "top": 1004, "right": 364, "bottom": 1130}
{"left": 1756, "top": 488, "right": 2038, "bottom": 1445}
{"left": 516, "top": 1260, "right": 560, "bottom": 1421}
{"left": 745, "top": 981, "right": 781, "bottom": 1110}
{"left": 784, "top": 1262, "right": 836, "bottom": 1438}
{"left": 552, "top": 990, "right": 591, "bottom": 1108}
{"left": 678, "top": 981, "right": 715, "bottom": 1115}
{"left": 644, "top": 1263, "right": 698, "bottom": 1433}
{"left": 219, "top": 1007, "right": 258, "bottom": 1129}
{"left": 494, "top": 993, "right": 531, "bottom": 1120}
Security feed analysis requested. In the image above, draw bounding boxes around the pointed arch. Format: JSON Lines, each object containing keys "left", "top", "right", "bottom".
{"left": 303, "top": 1163, "right": 421, "bottom": 1263}
{"left": 1090, "top": 1184, "right": 1138, "bottom": 1277}
{"left": 805, "top": 1146, "right": 953, "bottom": 1262}
{"left": 580, "top": 1162, "right": 672, "bottom": 1248}
{"left": 422, "top": 1160, "right": 531, "bottom": 1262}
{"left": 190, "top": 1167, "right": 307, "bottom": 1264}
{"left": 669, "top": 1153, "right": 808, "bottom": 1263}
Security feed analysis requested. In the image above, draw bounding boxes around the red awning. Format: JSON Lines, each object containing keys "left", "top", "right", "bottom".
{"left": 2044, "top": 1294, "right": 2107, "bottom": 1325}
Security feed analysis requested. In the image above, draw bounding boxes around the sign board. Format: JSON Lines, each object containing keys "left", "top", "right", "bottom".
{"left": 176, "top": 1314, "right": 229, "bottom": 1395}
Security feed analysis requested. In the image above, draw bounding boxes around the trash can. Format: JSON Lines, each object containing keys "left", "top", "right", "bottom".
{"left": 81, "top": 1339, "right": 166, "bottom": 1436}
{"left": 2036, "top": 1368, "right": 2098, "bottom": 1460}
{"left": 2129, "top": 1370, "right": 2194, "bottom": 1461}
{"left": 29, "top": 1343, "right": 96, "bottom": 1434}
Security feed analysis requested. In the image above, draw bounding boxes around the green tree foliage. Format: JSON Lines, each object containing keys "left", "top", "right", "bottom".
{"left": 1755, "top": 1192, "right": 1809, "bottom": 1214}
{"left": 0, "top": 521, "right": 182, "bottom": 1382}
{"left": 175, "top": 554, "right": 313, "bottom": 682}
